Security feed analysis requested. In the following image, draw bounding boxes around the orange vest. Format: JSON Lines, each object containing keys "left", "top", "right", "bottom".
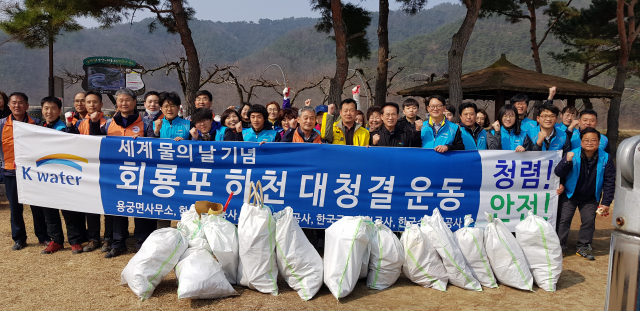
{"left": 107, "top": 114, "right": 144, "bottom": 137}
{"left": 78, "top": 112, "right": 107, "bottom": 135}
{"left": 293, "top": 129, "right": 322, "bottom": 143}
{"left": 2, "top": 115, "right": 36, "bottom": 170}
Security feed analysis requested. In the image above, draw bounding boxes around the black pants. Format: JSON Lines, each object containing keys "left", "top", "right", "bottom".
{"left": 86, "top": 213, "right": 113, "bottom": 242}
{"left": 557, "top": 193, "right": 598, "bottom": 250}
{"left": 112, "top": 216, "right": 156, "bottom": 250}
{"left": 5, "top": 175, "right": 48, "bottom": 243}
{"left": 42, "top": 207, "right": 87, "bottom": 245}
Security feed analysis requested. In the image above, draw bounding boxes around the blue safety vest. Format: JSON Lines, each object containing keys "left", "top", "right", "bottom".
{"left": 569, "top": 128, "right": 608, "bottom": 150}
{"left": 520, "top": 117, "right": 537, "bottom": 134}
{"left": 564, "top": 147, "right": 609, "bottom": 202}
{"left": 215, "top": 126, "right": 230, "bottom": 141}
{"left": 529, "top": 126, "right": 567, "bottom": 151}
{"left": 153, "top": 117, "right": 191, "bottom": 140}
{"left": 49, "top": 119, "right": 67, "bottom": 131}
{"left": 555, "top": 123, "right": 567, "bottom": 132}
{"left": 421, "top": 118, "right": 459, "bottom": 149}
{"left": 242, "top": 127, "right": 278, "bottom": 142}
{"left": 461, "top": 127, "right": 487, "bottom": 150}
{"left": 491, "top": 127, "right": 527, "bottom": 150}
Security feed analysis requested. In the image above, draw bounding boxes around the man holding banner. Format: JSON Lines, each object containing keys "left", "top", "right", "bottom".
{"left": 91, "top": 88, "right": 157, "bottom": 258}
{"left": 1, "top": 92, "right": 47, "bottom": 250}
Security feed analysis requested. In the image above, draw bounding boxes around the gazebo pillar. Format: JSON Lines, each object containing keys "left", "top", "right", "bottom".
{"left": 495, "top": 90, "right": 505, "bottom": 121}
{"left": 567, "top": 98, "right": 576, "bottom": 107}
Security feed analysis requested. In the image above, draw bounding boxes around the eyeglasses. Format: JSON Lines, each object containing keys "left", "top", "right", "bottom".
{"left": 538, "top": 114, "right": 556, "bottom": 120}
{"left": 427, "top": 105, "right": 443, "bottom": 110}
{"left": 502, "top": 115, "right": 515, "bottom": 120}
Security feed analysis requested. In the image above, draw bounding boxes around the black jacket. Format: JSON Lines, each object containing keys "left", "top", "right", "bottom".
{"left": 370, "top": 125, "right": 420, "bottom": 147}
{"left": 554, "top": 148, "right": 616, "bottom": 206}
{"left": 397, "top": 115, "right": 421, "bottom": 133}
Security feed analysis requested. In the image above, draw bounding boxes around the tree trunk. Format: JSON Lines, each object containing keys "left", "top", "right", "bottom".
{"left": 170, "top": 0, "right": 200, "bottom": 117}
{"left": 606, "top": 63, "right": 627, "bottom": 157}
{"left": 374, "top": 0, "right": 390, "bottom": 107}
{"left": 448, "top": 0, "right": 482, "bottom": 110}
{"left": 329, "top": 0, "right": 348, "bottom": 111}
{"left": 48, "top": 34, "right": 54, "bottom": 97}
{"left": 526, "top": 1, "right": 543, "bottom": 73}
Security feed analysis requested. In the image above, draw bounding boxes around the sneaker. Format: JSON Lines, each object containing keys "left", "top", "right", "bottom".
{"left": 576, "top": 248, "right": 595, "bottom": 260}
{"left": 101, "top": 240, "right": 112, "bottom": 253}
{"left": 105, "top": 248, "right": 126, "bottom": 259}
{"left": 41, "top": 241, "right": 64, "bottom": 254}
{"left": 83, "top": 240, "right": 100, "bottom": 253}
{"left": 12, "top": 241, "right": 27, "bottom": 251}
{"left": 71, "top": 244, "right": 83, "bottom": 254}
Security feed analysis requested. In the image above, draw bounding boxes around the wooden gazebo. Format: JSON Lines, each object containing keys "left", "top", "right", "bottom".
{"left": 397, "top": 54, "right": 621, "bottom": 120}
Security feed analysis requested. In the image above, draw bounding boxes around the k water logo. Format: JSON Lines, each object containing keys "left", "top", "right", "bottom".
{"left": 22, "top": 153, "right": 88, "bottom": 186}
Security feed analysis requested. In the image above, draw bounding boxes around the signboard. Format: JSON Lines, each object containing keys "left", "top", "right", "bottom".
{"left": 81, "top": 56, "right": 145, "bottom": 96}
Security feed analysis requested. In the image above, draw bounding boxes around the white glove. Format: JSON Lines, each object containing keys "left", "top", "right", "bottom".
{"left": 352, "top": 85, "right": 360, "bottom": 96}
{"left": 283, "top": 87, "right": 290, "bottom": 99}
{"left": 65, "top": 111, "right": 74, "bottom": 123}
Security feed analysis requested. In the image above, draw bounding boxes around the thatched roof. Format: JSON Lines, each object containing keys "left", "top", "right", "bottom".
{"left": 397, "top": 54, "right": 621, "bottom": 100}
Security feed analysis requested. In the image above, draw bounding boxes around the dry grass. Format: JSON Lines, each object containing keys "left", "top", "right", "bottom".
{"left": 0, "top": 189, "right": 612, "bottom": 311}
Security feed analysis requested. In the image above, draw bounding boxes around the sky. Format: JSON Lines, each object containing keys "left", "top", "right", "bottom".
{"left": 76, "top": 0, "right": 454, "bottom": 28}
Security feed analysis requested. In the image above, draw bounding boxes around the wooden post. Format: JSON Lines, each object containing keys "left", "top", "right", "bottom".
{"left": 494, "top": 90, "right": 505, "bottom": 121}
{"left": 567, "top": 98, "right": 576, "bottom": 107}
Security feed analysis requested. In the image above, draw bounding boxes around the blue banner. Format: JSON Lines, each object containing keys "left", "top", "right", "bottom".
{"left": 14, "top": 123, "right": 560, "bottom": 232}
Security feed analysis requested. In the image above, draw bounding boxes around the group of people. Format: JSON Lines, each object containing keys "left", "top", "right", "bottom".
{"left": 0, "top": 84, "right": 614, "bottom": 261}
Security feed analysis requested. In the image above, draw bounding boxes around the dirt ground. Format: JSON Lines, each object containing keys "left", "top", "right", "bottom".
{"left": 0, "top": 185, "right": 613, "bottom": 311}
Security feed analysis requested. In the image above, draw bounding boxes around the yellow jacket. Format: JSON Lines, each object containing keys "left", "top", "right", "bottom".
{"left": 321, "top": 113, "right": 370, "bottom": 146}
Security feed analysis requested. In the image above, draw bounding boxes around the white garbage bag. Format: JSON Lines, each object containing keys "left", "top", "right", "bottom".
{"left": 324, "top": 216, "right": 371, "bottom": 299}
{"left": 454, "top": 215, "right": 498, "bottom": 288}
{"left": 273, "top": 207, "right": 323, "bottom": 300}
{"left": 484, "top": 212, "right": 534, "bottom": 291}
{"left": 359, "top": 219, "right": 373, "bottom": 280}
{"left": 237, "top": 182, "right": 278, "bottom": 295}
{"left": 367, "top": 219, "right": 404, "bottom": 290}
{"left": 421, "top": 209, "right": 482, "bottom": 291}
{"left": 178, "top": 204, "right": 200, "bottom": 237}
{"left": 202, "top": 213, "right": 239, "bottom": 285}
{"left": 175, "top": 247, "right": 237, "bottom": 299}
{"left": 177, "top": 205, "right": 209, "bottom": 249}
{"left": 400, "top": 222, "right": 448, "bottom": 291}
{"left": 515, "top": 211, "right": 562, "bottom": 292}
{"left": 120, "top": 228, "right": 188, "bottom": 301}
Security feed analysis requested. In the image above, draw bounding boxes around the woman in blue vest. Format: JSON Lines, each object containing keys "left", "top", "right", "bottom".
{"left": 554, "top": 127, "right": 615, "bottom": 260}
{"left": 486, "top": 104, "right": 534, "bottom": 151}
{"left": 242, "top": 104, "right": 280, "bottom": 143}
{"left": 147, "top": 92, "right": 191, "bottom": 141}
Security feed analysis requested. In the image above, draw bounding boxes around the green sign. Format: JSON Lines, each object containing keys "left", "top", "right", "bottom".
{"left": 83, "top": 57, "right": 137, "bottom": 67}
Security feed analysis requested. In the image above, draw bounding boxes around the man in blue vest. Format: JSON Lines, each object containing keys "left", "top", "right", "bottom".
{"left": 566, "top": 109, "right": 610, "bottom": 152}
{"left": 458, "top": 102, "right": 487, "bottom": 150}
{"left": 530, "top": 104, "right": 571, "bottom": 154}
{"left": 420, "top": 95, "right": 464, "bottom": 152}
{"left": 242, "top": 104, "right": 279, "bottom": 143}
{"left": 554, "top": 127, "right": 615, "bottom": 260}
{"left": 510, "top": 93, "right": 537, "bottom": 134}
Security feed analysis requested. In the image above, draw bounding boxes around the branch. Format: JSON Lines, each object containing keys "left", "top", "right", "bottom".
{"left": 586, "top": 62, "right": 616, "bottom": 80}
{"left": 290, "top": 76, "right": 331, "bottom": 105}
{"left": 539, "top": 0, "right": 573, "bottom": 47}
{"left": 199, "top": 64, "right": 237, "bottom": 88}
{"left": 59, "top": 69, "right": 84, "bottom": 88}
{"left": 346, "top": 31, "right": 366, "bottom": 41}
